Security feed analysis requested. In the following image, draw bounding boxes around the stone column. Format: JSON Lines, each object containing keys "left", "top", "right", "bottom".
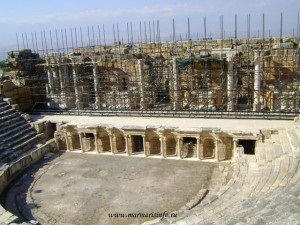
{"left": 46, "top": 60, "right": 54, "bottom": 97}
{"left": 58, "top": 60, "right": 67, "bottom": 108}
{"left": 127, "top": 135, "right": 132, "bottom": 155}
{"left": 196, "top": 137, "right": 201, "bottom": 160}
{"left": 253, "top": 51, "right": 261, "bottom": 111}
{"left": 214, "top": 139, "right": 219, "bottom": 161}
{"left": 64, "top": 132, "right": 70, "bottom": 151}
{"left": 124, "top": 135, "right": 130, "bottom": 156}
{"left": 58, "top": 62, "right": 65, "bottom": 95}
{"left": 173, "top": 57, "right": 179, "bottom": 110}
{"left": 79, "top": 132, "right": 84, "bottom": 152}
{"left": 160, "top": 135, "right": 166, "bottom": 158}
{"left": 176, "top": 136, "right": 182, "bottom": 159}
{"left": 71, "top": 60, "right": 81, "bottom": 109}
{"left": 109, "top": 134, "right": 116, "bottom": 154}
{"left": 93, "top": 62, "right": 101, "bottom": 109}
{"left": 227, "top": 56, "right": 234, "bottom": 111}
{"left": 52, "top": 66, "right": 58, "bottom": 95}
{"left": 142, "top": 135, "right": 147, "bottom": 157}
{"left": 138, "top": 59, "right": 146, "bottom": 110}
{"left": 233, "top": 138, "right": 238, "bottom": 160}
{"left": 93, "top": 132, "right": 98, "bottom": 152}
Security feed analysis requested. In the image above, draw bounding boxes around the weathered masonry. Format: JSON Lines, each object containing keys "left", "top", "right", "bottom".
{"left": 54, "top": 123, "right": 261, "bottom": 161}
{"left": 3, "top": 38, "right": 300, "bottom": 115}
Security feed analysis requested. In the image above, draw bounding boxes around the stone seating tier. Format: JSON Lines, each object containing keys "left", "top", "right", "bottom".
{"left": 0, "top": 99, "right": 43, "bottom": 163}
{"left": 144, "top": 127, "right": 299, "bottom": 225}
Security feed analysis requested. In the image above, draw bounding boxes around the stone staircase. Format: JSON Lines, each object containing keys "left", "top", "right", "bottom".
{"left": 0, "top": 98, "right": 44, "bottom": 164}
{"left": 144, "top": 126, "right": 300, "bottom": 225}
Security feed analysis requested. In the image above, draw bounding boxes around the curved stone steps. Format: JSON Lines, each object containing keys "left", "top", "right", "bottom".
{"left": 0, "top": 112, "right": 19, "bottom": 123}
{"left": 157, "top": 127, "right": 300, "bottom": 225}
{"left": 197, "top": 157, "right": 269, "bottom": 224}
{"left": 0, "top": 108, "right": 14, "bottom": 117}
{"left": 0, "top": 116, "right": 24, "bottom": 130}
{"left": 0, "top": 103, "right": 10, "bottom": 111}
{"left": 205, "top": 130, "right": 300, "bottom": 224}
{"left": 286, "top": 128, "right": 300, "bottom": 159}
{"left": 185, "top": 157, "right": 251, "bottom": 222}
{"left": 279, "top": 128, "right": 293, "bottom": 156}
{"left": 0, "top": 123, "right": 32, "bottom": 140}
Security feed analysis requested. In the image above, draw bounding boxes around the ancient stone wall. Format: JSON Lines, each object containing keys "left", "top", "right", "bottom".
{"left": 2, "top": 38, "right": 299, "bottom": 113}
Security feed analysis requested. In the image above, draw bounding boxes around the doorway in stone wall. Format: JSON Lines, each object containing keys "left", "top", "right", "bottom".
{"left": 182, "top": 137, "right": 196, "bottom": 158}
{"left": 203, "top": 138, "right": 215, "bottom": 158}
{"left": 238, "top": 139, "right": 256, "bottom": 155}
{"left": 132, "top": 135, "right": 144, "bottom": 153}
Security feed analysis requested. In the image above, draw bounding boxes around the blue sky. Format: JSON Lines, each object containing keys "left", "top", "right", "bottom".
{"left": 0, "top": 0, "right": 299, "bottom": 59}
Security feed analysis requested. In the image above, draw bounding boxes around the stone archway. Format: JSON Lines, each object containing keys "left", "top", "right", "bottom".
{"left": 131, "top": 135, "right": 144, "bottom": 153}
{"left": 149, "top": 137, "right": 161, "bottom": 155}
{"left": 182, "top": 137, "right": 197, "bottom": 158}
{"left": 165, "top": 136, "right": 176, "bottom": 156}
{"left": 82, "top": 133, "right": 95, "bottom": 152}
{"left": 97, "top": 129, "right": 111, "bottom": 152}
{"left": 203, "top": 138, "right": 215, "bottom": 158}
{"left": 68, "top": 132, "right": 81, "bottom": 150}
{"left": 115, "top": 134, "right": 126, "bottom": 153}
{"left": 56, "top": 133, "right": 67, "bottom": 150}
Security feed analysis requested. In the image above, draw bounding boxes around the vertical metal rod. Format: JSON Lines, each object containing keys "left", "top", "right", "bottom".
{"left": 204, "top": 16, "right": 207, "bottom": 52}
{"left": 247, "top": 14, "right": 251, "bottom": 40}
{"left": 70, "top": 28, "right": 74, "bottom": 50}
{"left": 43, "top": 30, "right": 48, "bottom": 54}
{"left": 263, "top": 13, "right": 265, "bottom": 41}
{"left": 127, "top": 22, "right": 130, "bottom": 44}
{"left": 50, "top": 30, "right": 54, "bottom": 53}
{"left": 117, "top": 23, "right": 120, "bottom": 43}
{"left": 280, "top": 12, "right": 283, "bottom": 42}
{"left": 149, "top": 21, "right": 152, "bottom": 43}
{"left": 75, "top": 27, "right": 78, "bottom": 48}
{"left": 31, "top": 33, "right": 35, "bottom": 52}
{"left": 153, "top": 20, "right": 155, "bottom": 43}
{"left": 103, "top": 24, "right": 106, "bottom": 46}
{"left": 235, "top": 14, "right": 237, "bottom": 40}
{"left": 80, "top": 27, "right": 83, "bottom": 48}
{"left": 144, "top": 21, "right": 147, "bottom": 43}
{"left": 172, "top": 18, "right": 176, "bottom": 43}
{"left": 16, "top": 33, "right": 20, "bottom": 51}
{"left": 65, "top": 28, "right": 69, "bottom": 54}
{"left": 34, "top": 32, "right": 39, "bottom": 53}
{"left": 113, "top": 24, "right": 116, "bottom": 43}
{"left": 157, "top": 20, "right": 160, "bottom": 43}
{"left": 92, "top": 26, "right": 95, "bottom": 46}
{"left": 61, "top": 29, "right": 65, "bottom": 53}
{"left": 40, "top": 32, "right": 45, "bottom": 54}
{"left": 187, "top": 17, "right": 191, "bottom": 40}
{"left": 25, "top": 33, "right": 29, "bottom": 49}
{"left": 87, "top": 26, "right": 91, "bottom": 46}
{"left": 221, "top": 16, "right": 224, "bottom": 39}
{"left": 98, "top": 25, "right": 102, "bottom": 46}
{"left": 139, "top": 21, "right": 143, "bottom": 44}
{"left": 220, "top": 15, "right": 223, "bottom": 58}
{"left": 21, "top": 33, "right": 25, "bottom": 49}
{"left": 297, "top": 12, "right": 300, "bottom": 38}
{"left": 130, "top": 22, "right": 133, "bottom": 44}
{"left": 55, "top": 29, "right": 59, "bottom": 52}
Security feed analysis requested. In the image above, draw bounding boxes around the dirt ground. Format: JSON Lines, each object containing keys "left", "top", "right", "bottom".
{"left": 4, "top": 152, "right": 232, "bottom": 225}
